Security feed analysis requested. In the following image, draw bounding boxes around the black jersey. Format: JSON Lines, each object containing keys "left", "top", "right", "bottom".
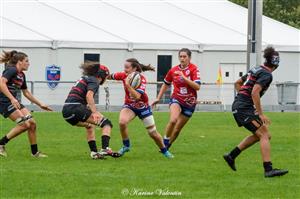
{"left": 235, "top": 65, "right": 273, "bottom": 108}
{"left": 0, "top": 66, "right": 27, "bottom": 103}
{"left": 65, "top": 76, "right": 99, "bottom": 105}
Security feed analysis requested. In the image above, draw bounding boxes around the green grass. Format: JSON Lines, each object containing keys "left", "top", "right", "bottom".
{"left": 0, "top": 112, "right": 299, "bottom": 199}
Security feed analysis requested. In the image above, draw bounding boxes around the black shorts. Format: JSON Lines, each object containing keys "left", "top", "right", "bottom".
{"left": 0, "top": 101, "right": 25, "bottom": 118}
{"left": 62, "top": 104, "right": 92, "bottom": 126}
{"left": 232, "top": 101, "right": 263, "bottom": 133}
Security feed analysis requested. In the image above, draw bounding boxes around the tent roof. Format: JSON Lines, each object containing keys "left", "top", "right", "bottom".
{"left": 1, "top": 0, "right": 299, "bottom": 51}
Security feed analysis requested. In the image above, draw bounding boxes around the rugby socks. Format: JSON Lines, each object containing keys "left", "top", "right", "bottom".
{"left": 0, "top": 135, "right": 9, "bottom": 145}
{"left": 123, "top": 139, "right": 130, "bottom": 148}
{"left": 88, "top": 140, "right": 98, "bottom": 153}
{"left": 229, "top": 147, "right": 241, "bottom": 159}
{"left": 101, "top": 135, "right": 110, "bottom": 149}
{"left": 163, "top": 136, "right": 170, "bottom": 147}
{"left": 31, "top": 144, "right": 38, "bottom": 155}
{"left": 263, "top": 161, "right": 273, "bottom": 172}
{"left": 160, "top": 147, "right": 167, "bottom": 154}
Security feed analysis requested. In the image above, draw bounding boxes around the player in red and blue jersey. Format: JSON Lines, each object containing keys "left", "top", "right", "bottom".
{"left": 223, "top": 46, "right": 288, "bottom": 177}
{"left": 109, "top": 58, "right": 173, "bottom": 158}
{"left": 0, "top": 50, "right": 52, "bottom": 158}
{"left": 152, "top": 48, "right": 201, "bottom": 149}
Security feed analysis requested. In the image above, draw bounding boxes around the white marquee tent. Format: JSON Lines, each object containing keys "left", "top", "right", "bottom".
{"left": 0, "top": 0, "right": 299, "bottom": 108}
{"left": 1, "top": 0, "right": 299, "bottom": 51}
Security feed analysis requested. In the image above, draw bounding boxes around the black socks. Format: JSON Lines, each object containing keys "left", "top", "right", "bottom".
{"left": 101, "top": 135, "right": 110, "bottom": 149}
{"left": 0, "top": 135, "right": 10, "bottom": 145}
{"left": 263, "top": 161, "right": 273, "bottom": 172}
{"left": 31, "top": 144, "right": 38, "bottom": 155}
{"left": 229, "top": 147, "right": 241, "bottom": 159}
{"left": 88, "top": 140, "right": 97, "bottom": 153}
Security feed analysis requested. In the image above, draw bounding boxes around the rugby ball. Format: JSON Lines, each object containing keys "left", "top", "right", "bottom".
{"left": 127, "top": 72, "right": 142, "bottom": 89}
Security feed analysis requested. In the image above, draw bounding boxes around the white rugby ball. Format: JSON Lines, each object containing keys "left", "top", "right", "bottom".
{"left": 127, "top": 72, "right": 142, "bottom": 89}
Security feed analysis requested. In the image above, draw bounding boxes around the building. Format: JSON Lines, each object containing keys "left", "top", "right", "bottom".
{"left": 1, "top": 0, "right": 299, "bottom": 110}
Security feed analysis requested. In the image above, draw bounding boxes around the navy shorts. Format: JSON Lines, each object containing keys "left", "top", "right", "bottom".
{"left": 232, "top": 100, "right": 263, "bottom": 133}
{"left": 122, "top": 104, "right": 152, "bottom": 120}
{"left": 62, "top": 104, "right": 92, "bottom": 126}
{"left": 0, "top": 101, "right": 25, "bottom": 118}
{"left": 169, "top": 98, "right": 195, "bottom": 118}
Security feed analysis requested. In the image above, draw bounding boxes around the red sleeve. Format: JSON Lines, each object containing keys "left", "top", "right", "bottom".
{"left": 136, "top": 75, "right": 146, "bottom": 94}
{"left": 191, "top": 66, "right": 201, "bottom": 84}
{"left": 112, "top": 72, "right": 127, "bottom": 81}
{"left": 163, "top": 69, "right": 173, "bottom": 85}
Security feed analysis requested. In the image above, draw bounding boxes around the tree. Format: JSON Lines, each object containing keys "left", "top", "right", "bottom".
{"left": 230, "top": 0, "right": 300, "bottom": 29}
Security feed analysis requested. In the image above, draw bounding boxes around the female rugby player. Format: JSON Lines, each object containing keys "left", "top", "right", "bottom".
{"left": 0, "top": 50, "right": 52, "bottom": 158}
{"left": 223, "top": 46, "right": 288, "bottom": 177}
{"left": 151, "top": 48, "right": 201, "bottom": 149}
{"left": 109, "top": 58, "right": 173, "bottom": 158}
{"left": 62, "top": 62, "right": 118, "bottom": 159}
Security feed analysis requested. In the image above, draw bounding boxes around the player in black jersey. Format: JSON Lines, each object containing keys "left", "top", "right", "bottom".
{"left": 0, "top": 50, "right": 52, "bottom": 158}
{"left": 223, "top": 46, "right": 288, "bottom": 177}
{"left": 62, "top": 61, "right": 119, "bottom": 159}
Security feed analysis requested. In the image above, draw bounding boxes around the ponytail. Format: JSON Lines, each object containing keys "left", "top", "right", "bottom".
{"left": 126, "top": 58, "right": 155, "bottom": 73}
{"left": 0, "top": 50, "right": 27, "bottom": 65}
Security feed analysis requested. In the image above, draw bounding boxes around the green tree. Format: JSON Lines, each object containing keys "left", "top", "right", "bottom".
{"left": 230, "top": 0, "right": 300, "bottom": 29}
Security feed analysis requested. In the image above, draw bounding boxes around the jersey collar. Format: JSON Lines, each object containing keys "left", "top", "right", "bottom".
{"left": 261, "top": 65, "right": 272, "bottom": 72}
{"left": 178, "top": 63, "right": 190, "bottom": 70}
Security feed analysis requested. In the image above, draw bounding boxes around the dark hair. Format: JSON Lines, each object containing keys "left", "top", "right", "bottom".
{"left": 0, "top": 50, "right": 28, "bottom": 65}
{"left": 126, "top": 58, "right": 155, "bottom": 73}
{"left": 264, "top": 46, "right": 279, "bottom": 67}
{"left": 178, "top": 48, "right": 192, "bottom": 57}
{"left": 80, "top": 61, "right": 99, "bottom": 76}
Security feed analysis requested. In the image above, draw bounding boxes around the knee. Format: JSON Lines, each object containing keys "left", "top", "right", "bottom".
{"left": 119, "top": 120, "right": 128, "bottom": 128}
{"left": 19, "top": 122, "right": 30, "bottom": 131}
{"left": 169, "top": 118, "right": 177, "bottom": 126}
{"left": 28, "top": 120, "right": 37, "bottom": 130}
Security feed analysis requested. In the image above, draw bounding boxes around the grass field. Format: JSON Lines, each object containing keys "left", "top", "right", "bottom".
{"left": 0, "top": 112, "right": 299, "bottom": 199}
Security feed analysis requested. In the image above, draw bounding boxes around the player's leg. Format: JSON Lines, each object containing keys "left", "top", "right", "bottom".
{"left": 118, "top": 108, "right": 136, "bottom": 155}
{"left": 19, "top": 107, "right": 47, "bottom": 157}
{"left": 255, "top": 125, "right": 288, "bottom": 177}
{"left": 169, "top": 114, "right": 190, "bottom": 146}
{"left": 142, "top": 115, "right": 174, "bottom": 158}
{"left": 224, "top": 118, "right": 262, "bottom": 171}
{"left": 0, "top": 109, "right": 30, "bottom": 157}
{"left": 163, "top": 103, "right": 181, "bottom": 148}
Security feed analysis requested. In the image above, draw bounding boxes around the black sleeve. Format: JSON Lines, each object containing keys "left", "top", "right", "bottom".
{"left": 21, "top": 73, "right": 28, "bottom": 89}
{"left": 2, "top": 67, "right": 17, "bottom": 81}
{"left": 256, "top": 72, "right": 273, "bottom": 89}
{"left": 241, "top": 74, "right": 248, "bottom": 82}
{"left": 86, "top": 76, "right": 99, "bottom": 93}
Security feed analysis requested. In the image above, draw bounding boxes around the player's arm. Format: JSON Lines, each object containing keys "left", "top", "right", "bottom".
{"left": 125, "top": 80, "right": 141, "bottom": 100}
{"left": 235, "top": 74, "right": 247, "bottom": 92}
{"left": 86, "top": 90, "right": 103, "bottom": 124}
{"left": 86, "top": 90, "right": 97, "bottom": 113}
{"left": 0, "top": 77, "right": 17, "bottom": 103}
{"left": 176, "top": 71, "right": 200, "bottom": 91}
{"left": 251, "top": 84, "right": 270, "bottom": 125}
{"left": 22, "top": 89, "right": 52, "bottom": 111}
{"left": 235, "top": 78, "right": 244, "bottom": 92}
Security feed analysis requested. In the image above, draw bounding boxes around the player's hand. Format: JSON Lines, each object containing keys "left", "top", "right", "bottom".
{"left": 91, "top": 112, "right": 102, "bottom": 124}
{"left": 40, "top": 104, "right": 53, "bottom": 111}
{"left": 125, "top": 77, "right": 131, "bottom": 88}
{"left": 151, "top": 99, "right": 160, "bottom": 108}
{"left": 259, "top": 114, "right": 271, "bottom": 126}
{"left": 10, "top": 98, "right": 21, "bottom": 109}
{"left": 174, "top": 71, "right": 186, "bottom": 79}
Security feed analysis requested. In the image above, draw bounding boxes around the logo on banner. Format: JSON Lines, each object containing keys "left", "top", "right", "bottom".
{"left": 46, "top": 65, "right": 61, "bottom": 89}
